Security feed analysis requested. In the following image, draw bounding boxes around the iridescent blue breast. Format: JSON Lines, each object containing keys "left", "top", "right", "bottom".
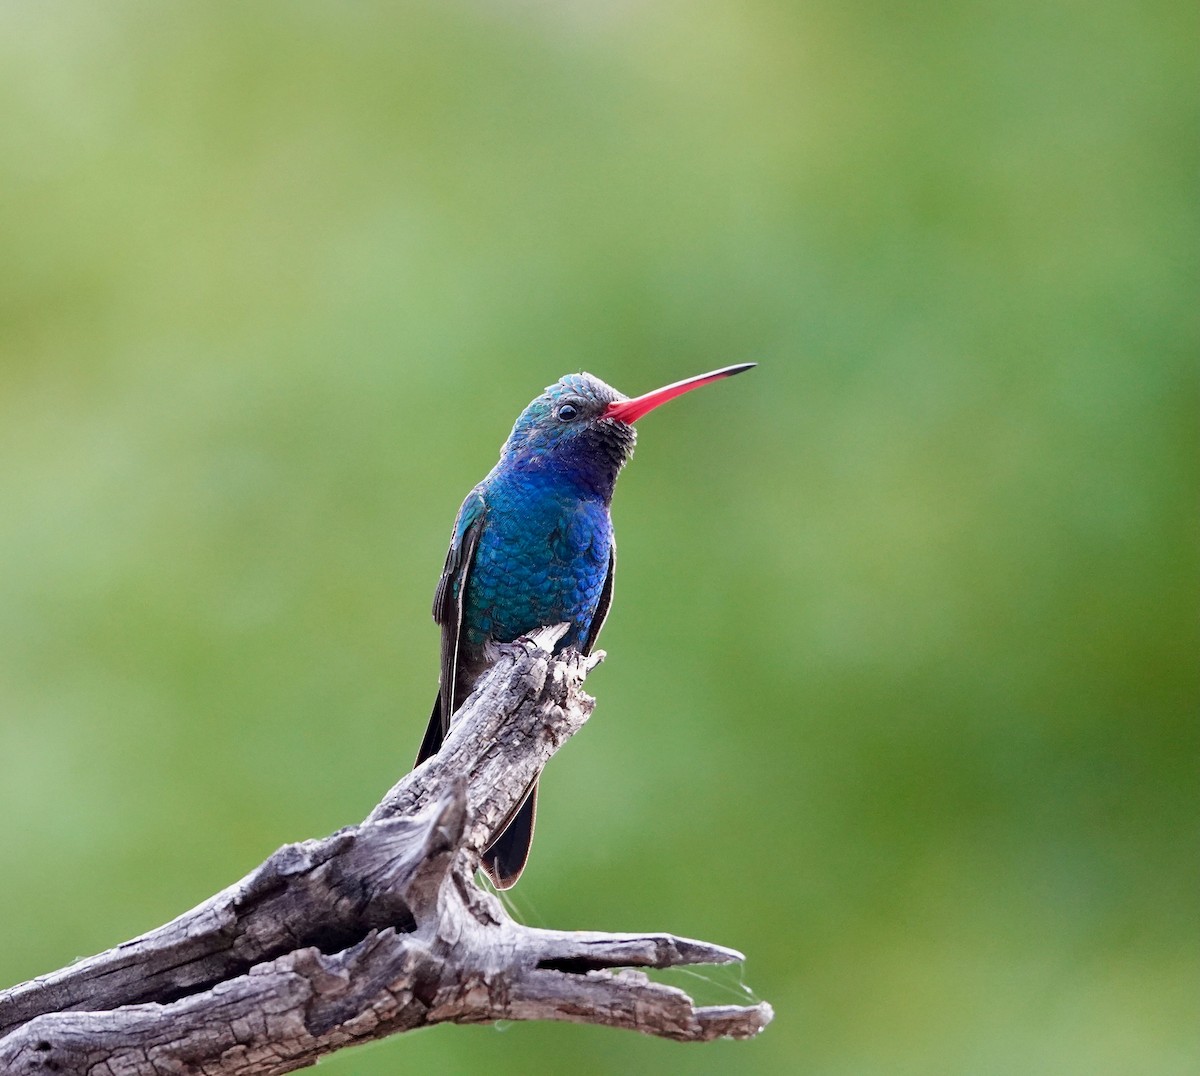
{"left": 462, "top": 469, "right": 612, "bottom": 654}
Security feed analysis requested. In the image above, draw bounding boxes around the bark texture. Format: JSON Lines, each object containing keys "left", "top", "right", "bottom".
{"left": 0, "top": 626, "right": 772, "bottom": 1074}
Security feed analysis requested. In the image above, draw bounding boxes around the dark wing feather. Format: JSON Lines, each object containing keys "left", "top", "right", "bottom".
{"left": 416, "top": 491, "right": 486, "bottom": 766}
{"left": 581, "top": 543, "right": 616, "bottom": 656}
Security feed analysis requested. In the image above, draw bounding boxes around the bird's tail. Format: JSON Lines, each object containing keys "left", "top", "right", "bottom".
{"left": 418, "top": 691, "right": 537, "bottom": 890}
{"left": 482, "top": 781, "right": 537, "bottom": 890}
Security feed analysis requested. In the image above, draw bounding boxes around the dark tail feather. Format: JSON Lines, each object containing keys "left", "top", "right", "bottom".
{"left": 482, "top": 781, "right": 537, "bottom": 890}
{"left": 418, "top": 691, "right": 537, "bottom": 890}
{"left": 415, "top": 693, "right": 445, "bottom": 767}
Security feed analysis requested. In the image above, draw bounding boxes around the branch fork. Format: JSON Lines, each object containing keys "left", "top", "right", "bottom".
{"left": 0, "top": 625, "right": 771, "bottom": 1074}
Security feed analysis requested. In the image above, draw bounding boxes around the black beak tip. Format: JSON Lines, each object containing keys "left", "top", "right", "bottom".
{"left": 725, "top": 362, "right": 757, "bottom": 377}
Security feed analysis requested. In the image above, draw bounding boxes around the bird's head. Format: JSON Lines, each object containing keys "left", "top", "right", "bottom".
{"left": 502, "top": 372, "right": 634, "bottom": 496}
{"left": 501, "top": 364, "right": 755, "bottom": 499}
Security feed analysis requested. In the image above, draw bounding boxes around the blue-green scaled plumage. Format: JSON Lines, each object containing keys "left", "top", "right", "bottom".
{"left": 416, "top": 364, "right": 754, "bottom": 888}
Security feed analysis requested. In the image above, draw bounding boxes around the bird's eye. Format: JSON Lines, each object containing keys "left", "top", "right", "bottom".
{"left": 556, "top": 402, "right": 579, "bottom": 422}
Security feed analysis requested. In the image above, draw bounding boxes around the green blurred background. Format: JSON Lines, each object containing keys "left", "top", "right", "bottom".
{"left": 1, "top": 3, "right": 1195, "bottom": 1073}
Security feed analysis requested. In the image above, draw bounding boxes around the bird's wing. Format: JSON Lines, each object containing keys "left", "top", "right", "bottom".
{"left": 581, "top": 542, "right": 615, "bottom": 657}
{"left": 417, "top": 488, "right": 486, "bottom": 765}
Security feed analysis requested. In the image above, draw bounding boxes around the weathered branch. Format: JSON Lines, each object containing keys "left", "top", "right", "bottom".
{"left": 0, "top": 626, "right": 772, "bottom": 1073}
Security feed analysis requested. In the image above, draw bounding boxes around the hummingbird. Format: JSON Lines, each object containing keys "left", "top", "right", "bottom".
{"left": 416, "top": 362, "right": 755, "bottom": 888}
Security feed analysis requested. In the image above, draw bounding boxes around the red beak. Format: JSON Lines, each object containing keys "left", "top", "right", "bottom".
{"left": 602, "top": 363, "right": 756, "bottom": 425}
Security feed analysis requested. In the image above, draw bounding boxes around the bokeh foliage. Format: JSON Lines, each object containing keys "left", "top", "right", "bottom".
{"left": 0, "top": 3, "right": 1195, "bottom": 1073}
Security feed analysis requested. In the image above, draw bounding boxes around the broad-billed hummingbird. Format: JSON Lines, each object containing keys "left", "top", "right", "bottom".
{"left": 416, "top": 363, "right": 755, "bottom": 888}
